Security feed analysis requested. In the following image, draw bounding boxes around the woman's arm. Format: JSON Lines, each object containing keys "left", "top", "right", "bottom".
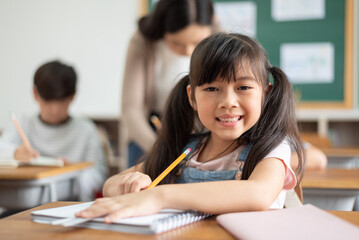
{"left": 121, "top": 31, "right": 156, "bottom": 152}
{"left": 78, "top": 157, "right": 286, "bottom": 222}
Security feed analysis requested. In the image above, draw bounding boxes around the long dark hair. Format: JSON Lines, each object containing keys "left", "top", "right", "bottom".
{"left": 139, "top": 0, "right": 214, "bottom": 41}
{"left": 144, "top": 32, "right": 305, "bottom": 183}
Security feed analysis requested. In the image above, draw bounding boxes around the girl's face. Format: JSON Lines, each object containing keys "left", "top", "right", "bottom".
{"left": 187, "top": 69, "right": 265, "bottom": 145}
{"left": 164, "top": 24, "right": 212, "bottom": 56}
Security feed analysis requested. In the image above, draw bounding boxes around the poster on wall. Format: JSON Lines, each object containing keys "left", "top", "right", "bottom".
{"left": 272, "top": 0, "right": 325, "bottom": 21}
{"left": 214, "top": 1, "right": 257, "bottom": 37}
{"left": 280, "top": 42, "right": 334, "bottom": 84}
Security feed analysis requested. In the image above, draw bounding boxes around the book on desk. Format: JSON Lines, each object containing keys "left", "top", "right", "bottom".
{"left": 0, "top": 156, "right": 64, "bottom": 168}
{"left": 217, "top": 204, "right": 359, "bottom": 240}
{"left": 31, "top": 202, "right": 212, "bottom": 234}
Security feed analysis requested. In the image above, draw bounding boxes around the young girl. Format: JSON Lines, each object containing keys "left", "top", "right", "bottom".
{"left": 77, "top": 32, "right": 305, "bottom": 222}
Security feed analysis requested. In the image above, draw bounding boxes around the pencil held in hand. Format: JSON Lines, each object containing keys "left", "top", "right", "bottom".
{"left": 11, "top": 112, "right": 35, "bottom": 152}
{"left": 147, "top": 148, "right": 191, "bottom": 189}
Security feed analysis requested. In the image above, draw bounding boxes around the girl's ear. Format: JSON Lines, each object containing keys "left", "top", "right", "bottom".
{"left": 265, "top": 83, "right": 273, "bottom": 96}
{"left": 186, "top": 85, "right": 197, "bottom": 111}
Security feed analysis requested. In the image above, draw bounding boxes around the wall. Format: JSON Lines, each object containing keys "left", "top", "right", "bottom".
{"left": 0, "top": 0, "right": 139, "bottom": 129}
{"left": 356, "top": 0, "right": 359, "bottom": 107}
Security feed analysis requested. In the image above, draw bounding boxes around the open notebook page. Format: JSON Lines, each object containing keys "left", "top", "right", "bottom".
{"left": 0, "top": 156, "right": 64, "bottom": 167}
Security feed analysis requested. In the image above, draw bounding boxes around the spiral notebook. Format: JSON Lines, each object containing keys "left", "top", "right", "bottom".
{"left": 31, "top": 202, "right": 212, "bottom": 234}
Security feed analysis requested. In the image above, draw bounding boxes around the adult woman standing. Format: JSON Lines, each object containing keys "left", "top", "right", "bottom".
{"left": 121, "top": 0, "right": 216, "bottom": 166}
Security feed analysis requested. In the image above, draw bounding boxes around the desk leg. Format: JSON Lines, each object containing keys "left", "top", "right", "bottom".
{"left": 49, "top": 182, "right": 57, "bottom": 202}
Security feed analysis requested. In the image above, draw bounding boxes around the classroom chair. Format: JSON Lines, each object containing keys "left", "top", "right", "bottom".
{"left": 285, "top": 184, "right": 303, "bottom": 208}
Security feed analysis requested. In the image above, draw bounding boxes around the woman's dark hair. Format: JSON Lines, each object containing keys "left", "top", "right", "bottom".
{"left": 34, "top": 60, "right": 77, "bottom": 100}
{"left": 139, "top": 0, "right": 214, "bottom": 41}
{"left": 144, "top": 32, "right": 305, "bottom": 184}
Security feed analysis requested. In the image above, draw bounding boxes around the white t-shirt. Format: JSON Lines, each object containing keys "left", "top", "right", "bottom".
{"left": 186, "top": 139, "right": 296, "bottom": 209}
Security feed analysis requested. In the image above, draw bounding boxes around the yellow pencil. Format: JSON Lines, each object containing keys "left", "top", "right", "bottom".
{"left": 11, "top": 112, "right": 35, "bottom": 153}
{"left": 150, "top": 115, "right": 162, "bottom": 131}
{"left": 147, "top": 148, "right": 191, "bottom": 189}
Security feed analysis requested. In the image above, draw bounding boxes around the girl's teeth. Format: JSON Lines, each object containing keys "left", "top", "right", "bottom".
{"left": 218, "top": 117, "right": 240, "bottom": 122}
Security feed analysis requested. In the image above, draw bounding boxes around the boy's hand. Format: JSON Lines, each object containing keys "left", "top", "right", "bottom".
{"left": 103, "top": 171, "right": 152, "bottom": 197}
{"left": 58, "top": 157, "right": 70, "bottom": 165}
{"left": 14, "top": 145, "right": 39, "bottom": 161}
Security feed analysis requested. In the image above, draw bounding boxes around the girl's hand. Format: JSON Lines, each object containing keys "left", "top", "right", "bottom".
{"left": 76, "top": 189, "right": 163, "bottom": 223}
{"left": 14, "top": 145, "right": 39, "bottom": 161}
{"left": 103, "top": 171, "right": 152, "bottom": 197}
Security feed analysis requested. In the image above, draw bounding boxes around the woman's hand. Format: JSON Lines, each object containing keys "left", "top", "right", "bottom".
{"left": 103, "top": 171, "right": 152, "bottom": 197}
{"left": 76, "top": 188, "right": 163, "bottom": 223}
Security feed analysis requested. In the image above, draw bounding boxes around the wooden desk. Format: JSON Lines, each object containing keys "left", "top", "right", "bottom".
{"left": 0, "top": 202, "right": 358, "bottom": 240}
{"left": 0, "top": 163, "right": 92, "bottom": 209}
{"left": 302, "top": 169, "right": 359, "bottom": 210}
{"left": 321, "top": 147, "right": 359, "bottom": 158}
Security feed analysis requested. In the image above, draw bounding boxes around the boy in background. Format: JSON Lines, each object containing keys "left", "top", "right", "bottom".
{"left": 0, "top": 60, "right": 108, "bottom": 201}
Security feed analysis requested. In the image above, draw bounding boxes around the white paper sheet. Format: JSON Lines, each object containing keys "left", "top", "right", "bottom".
{"left": 280, "top": 42, "right": 334, "bottom": 84}
{"left": 272, "top": 0, "right": 325, "bottom": 21}
{"left": 214, "top": 2, "right": 257, "bottom": 37}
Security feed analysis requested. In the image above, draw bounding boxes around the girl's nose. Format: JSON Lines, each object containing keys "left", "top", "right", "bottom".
{"left": 219, "top": 89, "right": 239, "bottom": 109}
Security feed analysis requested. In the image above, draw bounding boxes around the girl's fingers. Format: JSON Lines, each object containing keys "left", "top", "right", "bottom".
{"left": 129, "top": 174, "right": 148, "bottom": 193}
{"left": 76, "top": 199, "right": 117, "bottom": 218}
{"left": 104, "top": 207, "right": 134, "bottom": 223}
{"left": 118, "top": 174, "right": 132, "bottom": 195}
{"left": 130, "top": 179, "right": 143, "bottom": 193}
{"left": 124, "top": 174, "right": 148, "bottom": 194}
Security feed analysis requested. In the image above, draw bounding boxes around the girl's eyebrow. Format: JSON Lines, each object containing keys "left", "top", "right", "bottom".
{"left": 236, "top": 76, "right": 256, "bottom": 81}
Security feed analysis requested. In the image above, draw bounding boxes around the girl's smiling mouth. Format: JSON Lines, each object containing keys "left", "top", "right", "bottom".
{"left": 216, "top": 115, "right": 242, "bottom": 127}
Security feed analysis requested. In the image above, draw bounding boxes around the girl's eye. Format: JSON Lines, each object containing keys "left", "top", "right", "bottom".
{"left": 238, "top": 86, "right": 251, "bottom": 90}
{"left": 205, "top": 87, "right": 218, "bottom": 92}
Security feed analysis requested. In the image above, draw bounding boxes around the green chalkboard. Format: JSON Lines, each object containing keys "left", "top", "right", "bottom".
{"left": 213, "top": 0, "right": 354, "bottom": 108}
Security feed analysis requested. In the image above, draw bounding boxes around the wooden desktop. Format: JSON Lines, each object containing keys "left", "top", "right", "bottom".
{"left": 0, "top": 202, "right": 358, "bottom": 240}
{"left": 302, "top": 168, "right": 359, "bottom": 211}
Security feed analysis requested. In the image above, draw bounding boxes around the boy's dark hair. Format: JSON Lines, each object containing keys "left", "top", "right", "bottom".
{"left": 139, "top": 0, "right": 214, "bottom": 41}
{"left": 144, "top": 32, "right": 305, "bottom": 184}
{"left": 34, "top": 60, "right": 77, "bottom": 100}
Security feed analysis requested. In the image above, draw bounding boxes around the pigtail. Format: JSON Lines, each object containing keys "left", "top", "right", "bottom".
{"left": 241, "top": 66, "right": 305, "bottom": 181}
{"left": 143, "top": 76, "right": 195, "bottom": 183}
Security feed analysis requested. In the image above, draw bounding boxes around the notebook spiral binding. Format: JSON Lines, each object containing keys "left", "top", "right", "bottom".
{"left": 151, "top": 210, "right": 213, "bottom": 233}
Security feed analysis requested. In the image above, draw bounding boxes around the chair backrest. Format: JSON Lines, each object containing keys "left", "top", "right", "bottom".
{"left": 294, "top": 183, "right": 303, "bottom": 203}
{"left": 284, "top": 183, "right": 303, "bottom": 208}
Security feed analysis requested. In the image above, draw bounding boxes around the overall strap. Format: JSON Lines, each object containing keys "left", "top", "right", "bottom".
{"left": 238, "top": 144, "right": 253, "bottom": 162}
{"left": 182, "top": 137, "right": 201, "bottom": 154}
